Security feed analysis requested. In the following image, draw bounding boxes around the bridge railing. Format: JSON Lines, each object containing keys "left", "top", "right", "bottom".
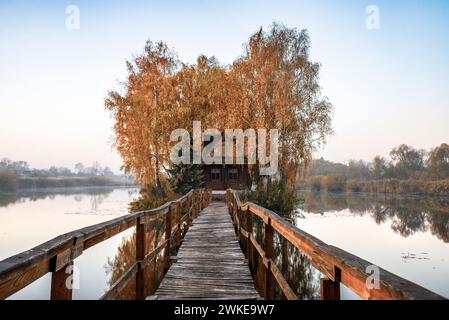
{"left": 226, "top": 189, "right": 445, "bottom": 300}
{"left": 0, "top": 188, "right": 212, "bottom": 300}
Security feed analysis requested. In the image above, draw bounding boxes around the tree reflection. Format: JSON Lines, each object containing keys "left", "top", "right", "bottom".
{"left": 0, "top": 187, "right": 117, "bottom": 208}
{"left": 104, "top": 217, "right": 166, "bottom": 299}
{"left": 299, "top": 192, "right": 449, "bottom": 243}
{"left": 249, "top": 208, "right": 320, "bottom": 299}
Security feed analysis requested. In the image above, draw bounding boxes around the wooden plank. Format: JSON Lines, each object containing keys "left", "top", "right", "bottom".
{"left": 0, "top": 189, "right": 207, "bottom": 300}
{"left": 264, "top": 218, "right": 274, "bottom": 300}
{"left": 50, "top": 261, "right": 73, "bottom": 300}
{"left": 101, "top": 263, "right": 138, "bottom": 300}
{"left": 270, "top": 261, "right": 297, "bottom": 300}
{"left": 135, "top": 216, "right": 146, "bottom": 300}
{"left": 320, "top": 278, "right": 340, "bottom": 300}
{"left": 153, "top": 201, "right": 260, "bottom": 300}
{"left": 228, "top": 189, "right": 446, "bottom": 300}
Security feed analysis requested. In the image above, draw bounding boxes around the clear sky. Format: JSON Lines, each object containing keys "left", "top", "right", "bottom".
{"left": 1, "top": 0, "right": 448, "bottom": 172}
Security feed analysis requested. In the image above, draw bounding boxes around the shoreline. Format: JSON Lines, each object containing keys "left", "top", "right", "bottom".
{"left": 0, "top": 184, "right": 138, "bottom": 196}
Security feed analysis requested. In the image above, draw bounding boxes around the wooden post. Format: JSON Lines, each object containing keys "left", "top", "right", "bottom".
{"left": 320, "top": 278, "right": 340, "bottom": 300}
{"left": 281, "top": 237, "right": 288, "bottom": 274}
{"left": 232, "top": 199, "right": 237, "bottom": 227}
{"left": 51, "top": 261, "right": 73, "bottom": 300}
{"left": 164, "top": 205, "right": 173, "bottom": 271}
{"left": 135, "top": 217, "right": 146, "bottom": 300}
{"left": 246, "top": 210, "right": 253, "bottom": 271}
{"left": 236, "top": 206, "right": 241, "bottom": 242}
{"left": 192, "top": 191, "right": 197, "bottom": 219}
{"left": 264, "top": 218, "right": 274, "bottom": 300}
{"left": 175, "top": 202, "right": 181, "bottom": 248}
{"left": 188, "top": 194, "right": 193, "bottom": 226}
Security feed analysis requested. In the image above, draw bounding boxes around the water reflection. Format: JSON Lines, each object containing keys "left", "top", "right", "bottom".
{"left": 0, "top": 187, "right": 139, "bottom": 299}
{"left": 243, "top": 214, "right": 321, "bottom": 300}
{"left": 104, "top": 215, "right": 167, "bottom": 299}
{"left": 299, "top": 192, "right": 449, "bottom": 243}
{"left": 235, "top": 192, "right": 449, "bottom": 299}
{"left": 6, "top": 189, "right": 445, "bottom": 299}
{"left": 0, "top": 187, "right": 119, "bottom": 208}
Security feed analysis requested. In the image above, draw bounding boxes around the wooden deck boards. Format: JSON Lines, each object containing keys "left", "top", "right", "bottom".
{"left": 151, "top": 201, "right": 261, "bottom": 300}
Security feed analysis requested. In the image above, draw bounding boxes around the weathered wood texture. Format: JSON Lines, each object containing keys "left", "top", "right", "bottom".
{"left": 152, "top": 202, "right": 260, "bottom": 300}
{"left": 226, "top": 189, "right": 446, "bottom": 300}
{"left": 0, "top": 189, "right": 212, "bottom": 300}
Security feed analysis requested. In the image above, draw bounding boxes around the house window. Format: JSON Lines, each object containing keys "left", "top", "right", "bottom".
{"left": 211, "top": 169, "right": 221, "bottom": 180}
{"left": 228, "top": 168, "right": 238, "bottom": 180}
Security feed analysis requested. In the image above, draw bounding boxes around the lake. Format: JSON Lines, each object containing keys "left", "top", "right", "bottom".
{"left": 0, "top": 187, "right": 139, "bottom": 299}
{"left": 1, "top": 188, "right": 448, "bottom": 299}
{"left": 292, "top": 191, "right": 449, "bottom": 299}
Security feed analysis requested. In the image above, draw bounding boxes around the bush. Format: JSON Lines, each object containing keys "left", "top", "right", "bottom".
{"left": 130, "top": 179, "right": 179, "bottom": 212}
{"left": 346, "top": 179, "right": 362, "bottom": 192}
{"left": 307, "top": 176, "right": 325, "bottom": 191}
{"left": 325, "top": 174, "right": 346, "bottom": 192}
{"left": 0, "top": 172, "right": 18, "bottom": 192}
{"left": 242, "top": 179, "right": 301, "bottom": 217}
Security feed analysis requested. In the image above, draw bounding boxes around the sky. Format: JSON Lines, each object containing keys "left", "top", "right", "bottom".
{"left": 1, "top": 0, "right": 448, "bottom": 172}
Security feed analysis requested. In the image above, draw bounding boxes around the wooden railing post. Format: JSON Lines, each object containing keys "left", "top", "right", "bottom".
{"left": 51, "top": 261, "right": 73, "bottom": 300}
{"left": 246, "top": 209, "right": 253, "bottom": 271}
{"left": 188, "top": 194, "right": 193, "bottom": 226}
{"left": 264, "top": 218, "right": 274, "bottom": 300}
{"left": 175, "top": 202, "right": 181, "bottom": 248}
{"left": 236, "top": 206, "right": 241, "bottom": 242}
{"left": 192, "top": 190, "right": 197, "bottom": 219}
{"left": 164, "top": 204, "right": 173, "bottom": 271}
{"left": 320, "top": 278, "right": 340, "bottom": 300}
{"left": 136, "top": 216, "right": 146, "bottom": 300}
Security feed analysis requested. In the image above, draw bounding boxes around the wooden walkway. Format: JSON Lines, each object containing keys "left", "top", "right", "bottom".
{"left": 152, "top": 201, "right": 261, "bottom": 300}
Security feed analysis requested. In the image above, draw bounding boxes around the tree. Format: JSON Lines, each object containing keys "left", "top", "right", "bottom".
{"left": 92, "top": 161, "right": 101, "bottom": 176}
{"left": 167, "top": 164, "right": 204, "bottom": 195}
{"left": 347, "top": 160, "right": 371, "bottom": 180}
{"left": 105, "top": 41, "right": 179, "bottom": 197}
{"left": 74, "top": 163, "right": 84, "bottom": 175}
{"left": 103, "top": 166, "right": 114, "bottom": 177}
{"left": 427, "top": 143, "right": 449, "bottom": 179}
{"left": 372, "top": 156, "right": 388, "bottom": 179}
{"left": 105, "top": 23, "right": 333, "bottom": 196}
{"left": 390, "top": 144, "right": 426, "bottom": 179}
{"left": 49, "top": 166, "right": 58, "bottom": 177}
{"left": 229, "top": 23, "right": 333, "bottom": 184}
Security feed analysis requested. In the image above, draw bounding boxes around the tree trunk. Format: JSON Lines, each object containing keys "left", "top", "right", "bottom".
{"left": 155, "top": 156, "right": 166, "bottom": 198}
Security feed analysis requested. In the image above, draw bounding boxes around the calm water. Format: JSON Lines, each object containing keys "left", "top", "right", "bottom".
{"left": 0, "top": 187, "right": 139, "bottom": 299}
{"left": 1, "top": 188, "right": 448, "bottom": 299}
{"left": 293, "top": 191, "right": 449, "bottom": 299}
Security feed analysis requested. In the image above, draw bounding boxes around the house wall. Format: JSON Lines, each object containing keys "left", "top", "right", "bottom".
{"left": 202, "top": 165, "right": 251, "bottom": 190}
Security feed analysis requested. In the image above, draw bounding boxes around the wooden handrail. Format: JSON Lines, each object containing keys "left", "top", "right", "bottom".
{"left": 226, "top": 189, "right": 446, "bottom": 300}
{"left": 0, "top": 188, "right": 212, "bottom": 300}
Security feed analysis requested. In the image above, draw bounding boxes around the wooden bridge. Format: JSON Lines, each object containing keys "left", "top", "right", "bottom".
{"left": 0, "top": 189, "right": 445, "bottom": 300}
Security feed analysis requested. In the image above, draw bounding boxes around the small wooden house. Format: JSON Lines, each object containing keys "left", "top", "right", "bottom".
{"left": 202, "top": 164, "right": 252, "bottom": 190}
{"left": 200, "top": 134, "right": 253, "bottom": 190}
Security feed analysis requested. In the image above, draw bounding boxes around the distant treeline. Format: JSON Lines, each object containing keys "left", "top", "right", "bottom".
{"left": 300, "top": 143, "right": 449, "bottom": 195}
{"left": 0, "top": 158, "right": 135, "bottom": 192}
{"left": 0, "top": 158, "right": 119, "bottom": 178}
{"left": 0, "top": 174, "right": 135, "bottom": 192}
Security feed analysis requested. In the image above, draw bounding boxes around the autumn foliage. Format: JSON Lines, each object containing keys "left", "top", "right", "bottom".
{"left": 105, "top": 23, "right": 333, "bottom": 188}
